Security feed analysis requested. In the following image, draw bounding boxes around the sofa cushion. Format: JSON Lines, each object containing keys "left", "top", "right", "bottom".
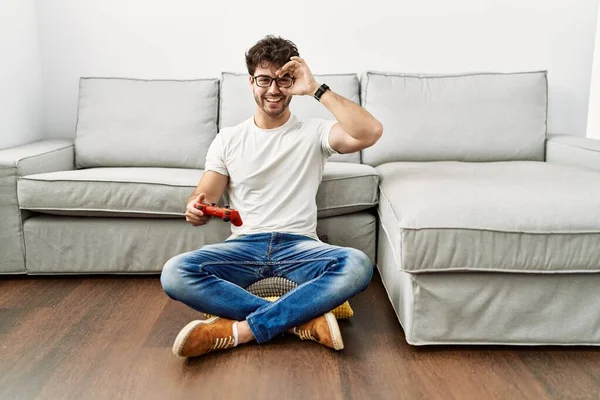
{"left": 219, "top": 72, "right": 361, "bottom": 163}
{"left": 377, "top": 161, "right": 600, "bottom": 273}
{"left": 361, "top": 71, "right": 547, "bottom": 166}
{"left": 317, "top": 162, "right": 378, "bottom": 217}
{"left": 19, "top": 168, "right": 199, "bottom": 217}
{"left": 75, "top": 77, "right": 219, "bottom": 169}
{"left": 18, "top": 163, "right": 378, "bottom": 218}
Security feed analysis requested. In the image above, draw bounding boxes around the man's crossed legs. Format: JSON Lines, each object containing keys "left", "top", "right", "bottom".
{"left": 160, "top": 232, "right": 373, "bottom": 357}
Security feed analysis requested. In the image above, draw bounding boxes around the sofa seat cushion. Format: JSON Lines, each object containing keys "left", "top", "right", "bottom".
{"left": 18, "top": 163, "right": 378, "bottom": 218}
{"left": 317, "top": 162, "right": 379, "bottom": 218}
{"left": 18, "top": 168, "right": 200, "bottom": 217}
{"left": 377, "top": 161, "right": 600, "bottom": 273}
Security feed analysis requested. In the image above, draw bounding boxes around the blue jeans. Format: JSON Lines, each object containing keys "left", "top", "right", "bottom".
{"left": 160, "top": 232, "right": 373, "bottom": 343}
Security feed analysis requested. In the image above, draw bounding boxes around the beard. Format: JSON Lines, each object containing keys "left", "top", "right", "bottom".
{"left": 254, "top": 93, "right": 292, "bottom": 117}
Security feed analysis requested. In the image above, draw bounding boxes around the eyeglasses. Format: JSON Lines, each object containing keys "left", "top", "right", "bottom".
{"left": 252, "top": 75, "right": 294, "bottom": 88}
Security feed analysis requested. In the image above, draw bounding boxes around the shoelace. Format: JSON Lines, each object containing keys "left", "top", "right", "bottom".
{"left": 296, "top": 329, "right": 316, "bottom": 341}
{"left": 210, "top": 336, "right": 235, "bottom": 351}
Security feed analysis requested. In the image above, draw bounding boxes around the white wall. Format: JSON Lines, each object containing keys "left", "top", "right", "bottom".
{"left": 587, "top": 5, "right": 600, "bottom": 139}
{"left": 0, "top": 0, "right": 43, "bottom": 150}
{"left": 36, "top": 0, "right": 599, "bottom": 139}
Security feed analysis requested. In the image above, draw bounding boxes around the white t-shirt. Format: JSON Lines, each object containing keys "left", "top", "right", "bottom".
{"left": 204, "top": 114, "right": 338, "bottom": 240}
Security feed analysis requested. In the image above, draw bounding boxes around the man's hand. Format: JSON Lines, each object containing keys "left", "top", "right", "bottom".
{"left": 185, "top": 193, "right": 212, "bottom": 227}
{"left": 277, "top": 56, "right": 320, "bottom": 97}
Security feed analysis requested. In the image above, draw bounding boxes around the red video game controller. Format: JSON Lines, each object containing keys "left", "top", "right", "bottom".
{"left": 196, "top": 203, "right": 243, "bottom": 226}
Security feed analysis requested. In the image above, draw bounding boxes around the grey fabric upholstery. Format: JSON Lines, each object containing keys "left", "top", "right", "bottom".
{"left": 219, "top": 72, "right": 361, "bottom": 163}
{"left": 377, "top": 161, "right": 600, "bottom": 273}
{"left": 317, "top": 162, "right": 378, "bottom": 218}
{"left": 545, "top": 133, "right": 600, "bottom": 172}
{"left": 0, "top": 139, "right": 74, "bottom": 273}
{"left": 24, "top": 212, "right": 376, "bottom": 273}
{"left": 18, "top": 162, "right": 378, "bottom": 219}
{"left": 316, "top": 212, "right": 377, "bottom": 265}
{"left": 377, "top": 225, "right": 600, "bottom": 345}
{"left": 23, "top": 215, "right": 231, "bottom": 274}
{"left": 75, "top": 78, "right": 219, "bottom": 169}
{"left": 361, "top": 71, "right": 548, "bottom": 166}
{"left": 19, "top": 167, "right": 201, "bottom": 218}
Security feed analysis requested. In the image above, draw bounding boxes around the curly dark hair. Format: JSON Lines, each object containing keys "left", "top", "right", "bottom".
{"left": 245, "top": 35, "right": 300, "bottom": 75}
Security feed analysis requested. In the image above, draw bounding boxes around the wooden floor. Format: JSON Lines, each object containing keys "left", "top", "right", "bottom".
{"left": 1, "top": 271, "right": 599, "bottom": 400}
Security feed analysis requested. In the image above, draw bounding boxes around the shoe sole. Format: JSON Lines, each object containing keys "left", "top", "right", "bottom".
{"left": 324, "top": 312, "right": 344, "bottom": 350}
{"left": 172, "top": 316, "right": 219, "bottom": 357}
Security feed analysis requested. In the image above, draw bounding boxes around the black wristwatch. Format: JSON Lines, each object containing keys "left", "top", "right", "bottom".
{"left": 313, "top": 83, "right": 330, "bottom": 102}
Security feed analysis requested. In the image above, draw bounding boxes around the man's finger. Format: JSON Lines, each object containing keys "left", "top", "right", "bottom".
{"left": 188, "top": 214, "right": 212, "bottom": 226}
{"left": 187, "top": 212, "right": 209, "bottom": 222}
{"left": 278, "top": 61, "right": 300, "bottom": 76}
{"left": 187, "top": 203, "right": 205, "bottom": 217}
{"left": 277, "top": 64, "right": 290, "bottom": 76}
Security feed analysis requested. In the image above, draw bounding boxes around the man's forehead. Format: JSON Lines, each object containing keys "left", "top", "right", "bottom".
{"left": 254, "top": 63, "right": 280, "bottom": 76}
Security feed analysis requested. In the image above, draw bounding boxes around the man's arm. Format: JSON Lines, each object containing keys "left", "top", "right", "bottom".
{"left": 317, "top": 89, "right": 383, "bottom": 154}
{"left": 185, "top": 170, "right": 229, "bottom": 226}
{"left": 277, "top": 56, "right": 383, "bottom": 154}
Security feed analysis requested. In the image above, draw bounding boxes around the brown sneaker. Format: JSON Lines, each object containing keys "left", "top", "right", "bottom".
{"left": 172, "top": 317, "right": 236, "bottom": 357}
{"left": 292, "top": 312, "right": 344, "bottom": 350}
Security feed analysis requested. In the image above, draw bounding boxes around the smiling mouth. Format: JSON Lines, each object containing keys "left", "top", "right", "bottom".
{"left": 265, "top": 97, "right": 283, "bottom": 103}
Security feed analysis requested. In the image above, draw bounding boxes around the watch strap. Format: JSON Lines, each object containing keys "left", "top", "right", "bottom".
{"left": 314, "top": 83, "right": 330, "bottom": 101}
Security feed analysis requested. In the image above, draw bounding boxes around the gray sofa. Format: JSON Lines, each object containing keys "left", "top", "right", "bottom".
{"left": 2, "top": 70, "right": 600, "bottom": 346}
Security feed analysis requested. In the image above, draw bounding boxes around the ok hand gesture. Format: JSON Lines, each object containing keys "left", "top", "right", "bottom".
{"left": 276, "top": 57, "right": 320, "bottom": 97}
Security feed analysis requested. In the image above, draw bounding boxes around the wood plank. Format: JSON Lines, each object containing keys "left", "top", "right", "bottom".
{"left": 0, "top": 276, "right": 82, "bottom": 308}
{"left": 517, "top": 349, "right": 600, "bottom": 399}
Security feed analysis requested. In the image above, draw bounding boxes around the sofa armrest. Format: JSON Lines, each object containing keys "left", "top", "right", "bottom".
{"left": 0, "top": 139, "right": 75, "bottom": 175}
{"left": 545, "top": 134, "right": 600, "bottom": 172}
{"left": 0, "top": 139, "right": 74, "bottom": 274}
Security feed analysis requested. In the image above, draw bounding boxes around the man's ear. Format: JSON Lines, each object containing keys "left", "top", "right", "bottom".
{"left": 248, "top": 75, "right": 253, "bottom": 85}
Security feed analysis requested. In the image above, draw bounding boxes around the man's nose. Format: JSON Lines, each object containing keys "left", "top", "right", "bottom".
{"left": 267, "top": 80, "right": 281, "bottom": 93}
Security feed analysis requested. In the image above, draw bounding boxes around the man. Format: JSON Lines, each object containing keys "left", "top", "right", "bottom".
{"left": 161, "top": 35, "right": 383, "bottom": 358}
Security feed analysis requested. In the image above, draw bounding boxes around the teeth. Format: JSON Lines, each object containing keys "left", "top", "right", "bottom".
{"left": 265, "top": 98, "right": 282, "bottom": 103}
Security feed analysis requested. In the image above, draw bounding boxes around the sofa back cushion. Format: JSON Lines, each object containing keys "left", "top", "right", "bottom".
{"left": 219, "top": 72, "right": 361, "bottom": 163}
{"left": 75, "top": 77, "right": 219, "bottom": 169}
{"left": 360, "top": 71, "right": 548, "bottom": 166}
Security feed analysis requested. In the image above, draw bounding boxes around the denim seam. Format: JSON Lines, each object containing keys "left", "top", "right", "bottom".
{"left": 267, "top": 233, "right": 275, "bottom": 262}
{"left": 197, "top": 261, "right": 266, "bottom": 278}
{"left": 272, "top": 257, "right": 337, "bottom": 276}
{"left": 198, "top": 261, "right": 264, "bottom": 269}
{"left": 269, "top": 257, "right": 336, "bottom": 265}
{"left": 246, "top": 316, "right": 265, "bottom": 343}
